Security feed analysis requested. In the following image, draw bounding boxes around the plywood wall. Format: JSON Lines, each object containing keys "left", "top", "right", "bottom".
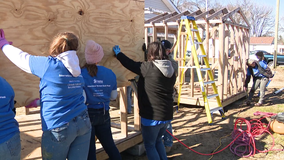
{"left": 0, "top": 0, "right": 144, "bottom": 107}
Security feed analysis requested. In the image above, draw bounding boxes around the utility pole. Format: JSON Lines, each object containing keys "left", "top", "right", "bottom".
{"left": 274, "top": 0, "right": 280, "bottom": 68}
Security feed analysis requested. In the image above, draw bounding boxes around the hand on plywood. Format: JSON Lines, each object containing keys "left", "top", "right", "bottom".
{"left": 0, "top": 29, "right": 12, "bottom": 49}
{"left": 113, "top": 45, "right": 121, "bottom": 56}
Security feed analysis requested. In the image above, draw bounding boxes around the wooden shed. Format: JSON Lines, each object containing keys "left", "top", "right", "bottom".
{"left": 0, "top": 0, "right": 144, "bottom": 159}
{"left": 144, "top": 7, "right": 250, "bottom": 107}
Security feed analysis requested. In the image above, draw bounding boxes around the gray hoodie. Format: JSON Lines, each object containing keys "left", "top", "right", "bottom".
{"left": 153, "top": 60, "right": 175, "bottom": 78}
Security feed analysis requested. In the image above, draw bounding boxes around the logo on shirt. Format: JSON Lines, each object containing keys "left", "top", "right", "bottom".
{"left": 93, "top": 79, "right": 103, "bottom": 84}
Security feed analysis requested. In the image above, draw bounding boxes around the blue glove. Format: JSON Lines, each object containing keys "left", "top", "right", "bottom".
{"left": 113, "top": 45, "right": 121, "bottom": 55}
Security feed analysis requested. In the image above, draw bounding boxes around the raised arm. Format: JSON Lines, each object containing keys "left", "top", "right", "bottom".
{"left": 0, "top": 29, "right": 32, "bottom": 73}
{"left": 113, "top": 45, "right": 142, "bottom": 75}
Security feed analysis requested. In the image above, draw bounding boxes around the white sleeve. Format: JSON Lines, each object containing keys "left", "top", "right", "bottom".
{"left": 2, "top": 44, "right": 32, "bottom": 73}
{"left": 110, "top": 90, "right": 118, "bottom": 100}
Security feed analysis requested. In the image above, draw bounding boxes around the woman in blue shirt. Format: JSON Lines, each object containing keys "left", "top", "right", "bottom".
{"left": 0, "top": 76, "right": 21, "bottom": 160}
{"left": 0, "top": 29, "right": 91, "bottom": 160}
{"left": 82, "top": 40, "right": 121, "bottom": 160}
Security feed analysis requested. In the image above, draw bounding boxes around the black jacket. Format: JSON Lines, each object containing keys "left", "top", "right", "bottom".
{"left": 116, "top": 52, "right": 176, "bottom": 121}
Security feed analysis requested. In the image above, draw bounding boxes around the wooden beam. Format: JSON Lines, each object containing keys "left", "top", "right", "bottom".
{"left": 164, "top": 10, "right": 202, "bottom": 22}
{"left": 119, "top": 87, "right": 128, "bottom": 137}
{"left": 218, "top": 23, "right": 225, "bottom": 101}
{"left": 229, "top": 15, "right": 236, "bottom": 24}
{"left": 96, "top": 133, "right": 143, "bottom": 160}
{"left": 152, "top": 26, "right": 157, "bottom": 42}
{"left": 238, "top": 9, "right": 250, "bottom": 27}
{"left": 206, "top": 8, "right": 228, "bottom": 21}
{"left": 145, "top": 12, "right": 168, "bottom": 23}
{"left": 194, "top": 9, "right": 215, "bottom": 20}
{"left": 195, "top": 20, "right": 222, "bottom": 24}
{"left": 164, "top": 24, "right": 169, "bottom": 40}
{"left": 164, "top": 10, "right": 190, "bottom": 22}
{"left": 152, "top": 12, "right": 178, "bottom": 23}
{"left": 224, "top": 21, "right": 249, "bottom": 29}
{"left": 221, "top": 7, "right": 240, "bottom": 22}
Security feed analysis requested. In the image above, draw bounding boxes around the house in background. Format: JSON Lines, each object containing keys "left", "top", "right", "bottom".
{"left": 144, "top": 0, "right": 180, "bottom": 20}
{"left": 250, "top": 37, "right": 274, "bottom": 53}
{"left": 144, "top": 0, "right": 180, "bottom": 43}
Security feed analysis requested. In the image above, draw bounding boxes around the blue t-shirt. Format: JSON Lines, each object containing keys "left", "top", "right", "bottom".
{"left": 0, "top": 76, "right": 19, "bottom": 144}
{"left": 81, "top": 66, "right": 117, "bottom": 110}
{"left": 29, "top": 56, "right": 87, "bottom": 131}
{"left": 253, "top": 60, "right": 268, "bottom": 78}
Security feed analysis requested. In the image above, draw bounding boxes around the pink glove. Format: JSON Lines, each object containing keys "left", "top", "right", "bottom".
{"left": 0, "top": 29, "right": 12, "bottom": 49}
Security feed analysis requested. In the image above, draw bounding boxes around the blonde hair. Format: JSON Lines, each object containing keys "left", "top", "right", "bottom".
{"left": 49, "top": 32, "right": 79, "bottom": 57}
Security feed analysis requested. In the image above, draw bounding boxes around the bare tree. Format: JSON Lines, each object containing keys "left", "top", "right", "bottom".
{"left": 171, "top": 0, "right": 274, "bottom": 37}
{"left": 171, "top": 0, "right": 223, "bottom": 12}
{"left": 227, "top": 0, "right": 273, "bottom": 37}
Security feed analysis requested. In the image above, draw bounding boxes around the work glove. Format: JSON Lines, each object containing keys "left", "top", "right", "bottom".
{"left": 113, "top": 45, "right": 121, "bottom": 56}
{"left": 0, "top": 29, "right": 12, "bottom": 49}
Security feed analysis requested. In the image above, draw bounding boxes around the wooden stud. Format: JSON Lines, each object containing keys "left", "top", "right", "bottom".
{"left": 164, "top": 24, "right": 169, "bottom": 40}
{"left": 218, "top": 23, "right": 225, "bottom": 101}
{"left": 119, "top": 87, "right": 128, "bottom": 137}
{"left": 224, "top": 24, "right": 229, "bottom": 98}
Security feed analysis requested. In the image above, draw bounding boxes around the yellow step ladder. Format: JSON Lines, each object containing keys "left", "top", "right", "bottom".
{"left": 173, "top": 16, "right": 225, "bottom": 124}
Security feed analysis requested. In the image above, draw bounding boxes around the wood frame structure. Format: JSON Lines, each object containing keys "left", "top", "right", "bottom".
{"left": 144, "top": 7, "right": 250, "bottom": 107}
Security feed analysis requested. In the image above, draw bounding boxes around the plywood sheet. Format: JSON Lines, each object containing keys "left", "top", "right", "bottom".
{"left": 0, "top": 0, "right": 144, "bottom": 106}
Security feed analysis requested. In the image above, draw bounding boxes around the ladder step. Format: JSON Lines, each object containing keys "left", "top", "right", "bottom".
{"left": 200, "top": 68, "right": 210, "bottom": 71}
{"left": 210, "top": 107, "right": 224, "bottom": 113}
{"left": 203, "top": 81, "right": 215, "bottom": 85}
{"left": 191, "top": 29, "right": 198, "bottom": 32}
{"left": 197, "top": 55, "right": 206, "bottom": 58}
{"left": 194, "top": 42, "right": 203, "bottom": 45}
{"left": 179, "top": 66, "right": 192, "bottom": 69}
{"left": 207, "top": 94, "right": 219, "bottom": 99}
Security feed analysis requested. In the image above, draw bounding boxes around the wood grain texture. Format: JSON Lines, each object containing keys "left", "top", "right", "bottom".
{"left": 0, "top": 0, "right": 144, "bottom": 107}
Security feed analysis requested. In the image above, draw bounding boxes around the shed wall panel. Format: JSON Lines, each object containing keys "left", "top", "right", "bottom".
{"left": 0, "top": 0, "right": 144, "bottom": 106}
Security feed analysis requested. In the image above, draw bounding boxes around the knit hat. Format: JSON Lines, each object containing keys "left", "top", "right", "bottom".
{"left": 85, "top": 40, "right": 104, "bottom": 64}
{"left": 161, "top": 40, "right": 172, "bottom": 49}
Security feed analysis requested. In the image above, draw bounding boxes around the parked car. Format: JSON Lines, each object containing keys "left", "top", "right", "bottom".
{"left": 249, "top": 50, "right": 284, "bottom": 67}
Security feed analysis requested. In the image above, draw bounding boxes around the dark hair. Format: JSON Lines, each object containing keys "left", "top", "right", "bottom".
{"left": 147, "top": 42, "right": 168, "bottom": 61}
{"left": 49, "top": 32, "right": 79, "bottom": 57}
{"left": 256, "top": 51, "right": 264, "bottom": 60}
{"left": 82, "top": 63, "right": 98, "bottom": 77}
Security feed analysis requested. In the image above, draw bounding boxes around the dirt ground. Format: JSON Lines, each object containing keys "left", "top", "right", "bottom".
{"left": 16, "top": 67, "right": 284, "bottom": 160}
{"left": 120, "top": 67, "right": 284, "bottom": 160}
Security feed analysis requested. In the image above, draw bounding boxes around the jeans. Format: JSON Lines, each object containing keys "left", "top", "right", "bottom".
{"left": 41, "top": 110, "right": 92, "bottom": 160}
{"left": 248, "top": 77, "right": 269, "bottom": 103}
{"left": 0, "top": 132, "right": 21, "bottom": 160}
{"left": 141, "top": 122, "right": 169, "bottom": 160}
{"left": 88, "top": 108, "right": 121, "bottom": 160}
{"left": 163, "top": 123, "right": 173, "bottom": 147}
{"left": 127, "top": 86, "right": 133, "bottom": 113}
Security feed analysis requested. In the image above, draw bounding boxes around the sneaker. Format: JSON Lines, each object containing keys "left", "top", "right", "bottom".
{"left": 25, "top": 98, "right": 39, "bottom": 108}
{"left": 246, "top": 100, "right": 251, "bottom": 106}
{"left": 255, "top": 102, "right": 262, "bottom": 106}
{"left": 165, "top": 146, "right": 172, "bottom": 153}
